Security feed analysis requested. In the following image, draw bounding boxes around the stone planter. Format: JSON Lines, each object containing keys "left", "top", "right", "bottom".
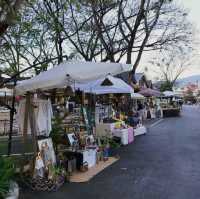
{"left": 109, "top": 148, "right": 118, "bottom": 157}
{"left": 5, "top": 181, "right": 19, "bottom": 199}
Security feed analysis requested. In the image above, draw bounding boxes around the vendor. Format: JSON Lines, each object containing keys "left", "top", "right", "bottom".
{"left": 119, "top": 96, "right": 129, "bottom": 113}
{"left": 126, "top": 110, "right": 140, "bottom": 127}
{"left": 137, "top": 102, "right": 144, "bottom": 121}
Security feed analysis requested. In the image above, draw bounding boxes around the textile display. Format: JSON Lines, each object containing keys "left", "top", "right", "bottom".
{"left": 17, "top": 99, "right": 53, "bottom": 136}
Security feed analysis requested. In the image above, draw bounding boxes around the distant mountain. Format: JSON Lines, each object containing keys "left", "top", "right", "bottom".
{"left": 176, "top": 75, "right": 200, "bottom": 87}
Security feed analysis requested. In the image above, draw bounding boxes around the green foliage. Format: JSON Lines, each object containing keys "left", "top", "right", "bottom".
{"left": 50, "top": 165, "right": 66, "bottom": 177}
{"left": 0, "top": 156, "right": 15, "bottom": 198}
{"left": 0, "top": 0, "right": 192, "bottom": 79}
{"left": 160, "top": 81, "right": 173, "bottom": 92}
{"left": 0, "top": 142, "right": 8, "bottom": 155}
{"left": 108, "top": 138, "right": 120, "bottom": 149}
{"left": 50, "top": 116, "right": 64, "bottom": 146}
{"left": 100, "top": 136, "right": 120, "bottom": 149}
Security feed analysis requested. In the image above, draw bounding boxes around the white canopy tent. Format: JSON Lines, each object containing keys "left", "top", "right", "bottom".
{"left": 0, "top": 88, "right": 13, "bottom": 97}
{"left": 131, "top": 92, "right": 145, "bottom": 99}
{"left": 75, "top": 75, "right": 134, "bottom": 94}
{"left": 163, "top": 91, "right": 175, "bottom": 97}
{"left": 15, "top": 61, "right": 132, "bottom": 94}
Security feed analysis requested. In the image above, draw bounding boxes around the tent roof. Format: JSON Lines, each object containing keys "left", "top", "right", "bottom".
{"left": 163, "top": 91, "right": 175, "bottom": 97}
{"left": 139, "top": 88, "right": 161, "bottom": 97}
{"left": 131, "top": 92, "right": 145, "bottom": 99}
{"left": 117, "top": 72, "right": 145, "bottom": 84}
{"left": 15, "top": 61, "right": 132, "bottom": 95}
{"left": 75, "top": 75, "right": 134, "bottom": 94}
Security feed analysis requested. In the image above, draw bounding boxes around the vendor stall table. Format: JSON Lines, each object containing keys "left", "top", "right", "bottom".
{"left": 134, "top": 126, "right": 147, "bottom": 136}
{"left": 96, "top": 122, "right": 116, "bottom": 137}
{"left": 161, "top": 108, "right": 180, "bottom": 117}
{"left": 96, "top": 121, "right": 125, "bottom": 137}
{"left": 113, "top": 128, "right": 129, "bottom": 145}
{"left": 63, "top": 148, "right": 97, "bottom": 169}
{"left": 128, "top": 127, "right": 134, "bottom": 143}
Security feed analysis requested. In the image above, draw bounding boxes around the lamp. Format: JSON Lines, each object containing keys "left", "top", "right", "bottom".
{"left": 65, "top": 74, "right": 74, "bottom": 97}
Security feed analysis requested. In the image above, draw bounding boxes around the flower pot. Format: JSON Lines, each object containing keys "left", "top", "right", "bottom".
{"left": 103, "top": 147, "right": 110, "bottom": 161}
{"left": 109, "top": 148, "right": 118, "bottom": 157}
{"left": 5, "top": 181, "right": 19, "bottom": 199}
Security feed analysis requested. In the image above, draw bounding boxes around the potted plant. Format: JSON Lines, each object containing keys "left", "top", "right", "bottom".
{"left": 100, "top": 136, "right": 120, "bottom": 158}
{"left": 0, "top": 156, "right": 19, "bottom": 199}
{"left": 108, "top": 138, "right": 120, "bottom": 157}
{"left": 50, "top": 116, "right": 65, "bottom": 153}
{"left": 48, "top": 166, "right": 67, "bottom": 191}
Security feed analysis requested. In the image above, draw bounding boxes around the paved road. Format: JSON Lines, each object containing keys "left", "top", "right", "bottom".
{"left": 21, "top": 105, "right": 200, "bottom": 199}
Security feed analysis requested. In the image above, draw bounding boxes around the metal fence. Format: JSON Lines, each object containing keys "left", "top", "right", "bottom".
{"left": 0, "top": 119, "right": 19, "bottom": 136}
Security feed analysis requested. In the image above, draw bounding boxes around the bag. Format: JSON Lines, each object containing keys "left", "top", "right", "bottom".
{"left": 35, "top": 153, "right": 45, "bottom": 170}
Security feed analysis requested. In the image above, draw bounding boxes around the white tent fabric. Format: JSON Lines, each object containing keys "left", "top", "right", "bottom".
{"left": 0, "top": 88, "right": 13, "bottom": 97}
{"left": 75, "top": 75, "right": 134, "bottom": 94}
{"left": 163, "top": 91, "right": 175, "bottom": 97}
{"left": 15, "top": 61, "right": 132, "bottom": 94}
{"left": 131, "top": 93, "right": 145, "bottom": 99}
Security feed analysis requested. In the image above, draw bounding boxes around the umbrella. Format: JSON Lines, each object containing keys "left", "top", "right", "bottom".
{"left": 139, "top": 88, "right": 161, "bottom": 97}
{"left": 131, "top": 93, "right": 145, "bottom": 99}
{"left": 75, "top": 75, "right": 134, "bottom": 94}
{"left": 163, "top": 91, "right": 175, "bottom": 97}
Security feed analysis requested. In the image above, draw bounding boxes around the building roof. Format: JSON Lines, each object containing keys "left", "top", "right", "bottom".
{"left": 117, "top": 72, "right": 153, "bottom": 89}
{"left": 117, "top": 72, "right": 145, "bottom": 84}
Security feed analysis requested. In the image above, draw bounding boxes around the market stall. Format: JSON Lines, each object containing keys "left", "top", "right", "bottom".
{"left": 139, "top": 88, "right": 161, "bottom": 98}
{"left": 158, "top": 91, "right": 181, "bottom": 117}
{"left": 16, "top": 61, "right": 132, "bottom": 95}
{"left": 75, "top": 75, "right": 135, "bottom": 145}
{"left": 128, "top": 93, "right": 147, "bottom": 136}
{"left": 138, "top": 88, "right": 162, "bottom": 120}
{"left": 131, "top": 93, "right": 145, "bottom": 119}
{"left": 163, "top": 90, "right": 175, "bottom": 97}
{"left": 14, "top": 61, "right": 132, "bottom": 190}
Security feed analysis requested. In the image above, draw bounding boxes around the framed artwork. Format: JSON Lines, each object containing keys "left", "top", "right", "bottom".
{"left": 38, "top": 138, "right": 56, "bottom": 166}
{"left": 67, "top": 133, "right": 77, "bottom": 146}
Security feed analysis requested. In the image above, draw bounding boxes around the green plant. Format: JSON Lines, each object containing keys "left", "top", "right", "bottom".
{"left": 100, "top": 136, "right": 120, "bottom": 149}
{"left": 50, "top": 116, "right": 65, "bottom": 152}
{"left": 0, "top": 156, "right": 15, "bottom": 198}
{"left": 0, "top": 142, "right": 8, "bottom": 155}
{"left": 109, "top": 139, "right": 120, "bottom": 149}
{"left": 51, "top": 166, "right": 62, "bottom": 176}
{"left": 50, "top": 116, "right": 64, "bottom": 137}
{"left": 49, "top": 165, "right": 67, "bottom": 182}
{"left": 160, "top": 81, "right": 173, "bottom": 92}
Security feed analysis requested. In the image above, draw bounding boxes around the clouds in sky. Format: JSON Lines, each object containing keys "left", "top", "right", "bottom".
{"left": 140, "top": 0, "right": 200, "bottom": 79}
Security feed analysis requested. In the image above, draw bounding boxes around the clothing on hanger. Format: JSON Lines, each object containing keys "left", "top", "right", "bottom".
{"left": 17, "top": 99, "right": 53, "bottom": 136}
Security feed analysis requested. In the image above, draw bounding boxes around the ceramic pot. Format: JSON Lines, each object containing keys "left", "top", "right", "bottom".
{"left": 5, "top": 181, "right": 19, "bottom": 199}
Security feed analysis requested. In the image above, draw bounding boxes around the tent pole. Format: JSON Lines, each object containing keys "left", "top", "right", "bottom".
{"left": 22, "top": 93, "right": 30, "bottom": 153}
{"left": 7, "top": 79, "right": 16, "bottom": 155}
{"left": 28, "top": 94, "right": 38, "bottom": 156}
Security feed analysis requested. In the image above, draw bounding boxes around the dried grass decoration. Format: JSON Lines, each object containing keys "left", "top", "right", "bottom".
{"left": 64, "top": 85, "right": 74, "bottom": 97}
{"left": 65, "top": 74, "right": 74, "bottom": 97}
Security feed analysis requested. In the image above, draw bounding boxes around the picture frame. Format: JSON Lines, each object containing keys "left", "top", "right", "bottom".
{"left": 38, "top": 138, "right": 56, "bottom": 166}
{"left": 67, "top": 133, "right": 77, "bottom": 146}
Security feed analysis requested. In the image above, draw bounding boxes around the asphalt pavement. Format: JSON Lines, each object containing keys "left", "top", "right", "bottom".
{"left": 20, "top": 105, "right": 200, "bottom": 199}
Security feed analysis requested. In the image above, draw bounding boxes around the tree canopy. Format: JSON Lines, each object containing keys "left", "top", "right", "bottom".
{"left": 0, "top": 0, "right": 195, "bottom": 83}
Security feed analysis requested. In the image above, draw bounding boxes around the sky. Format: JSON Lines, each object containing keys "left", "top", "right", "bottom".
{"left": 181, "top": 0, "right": 200, "bottom": 28}
{"left": 180, "top": 0, "right": 200, "bottom": 78}
{"left": 173, "top": 0, "right": 200, "bottom": 78}
{"left": 141, "top": 0, "right": 200, "bottom": 80}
